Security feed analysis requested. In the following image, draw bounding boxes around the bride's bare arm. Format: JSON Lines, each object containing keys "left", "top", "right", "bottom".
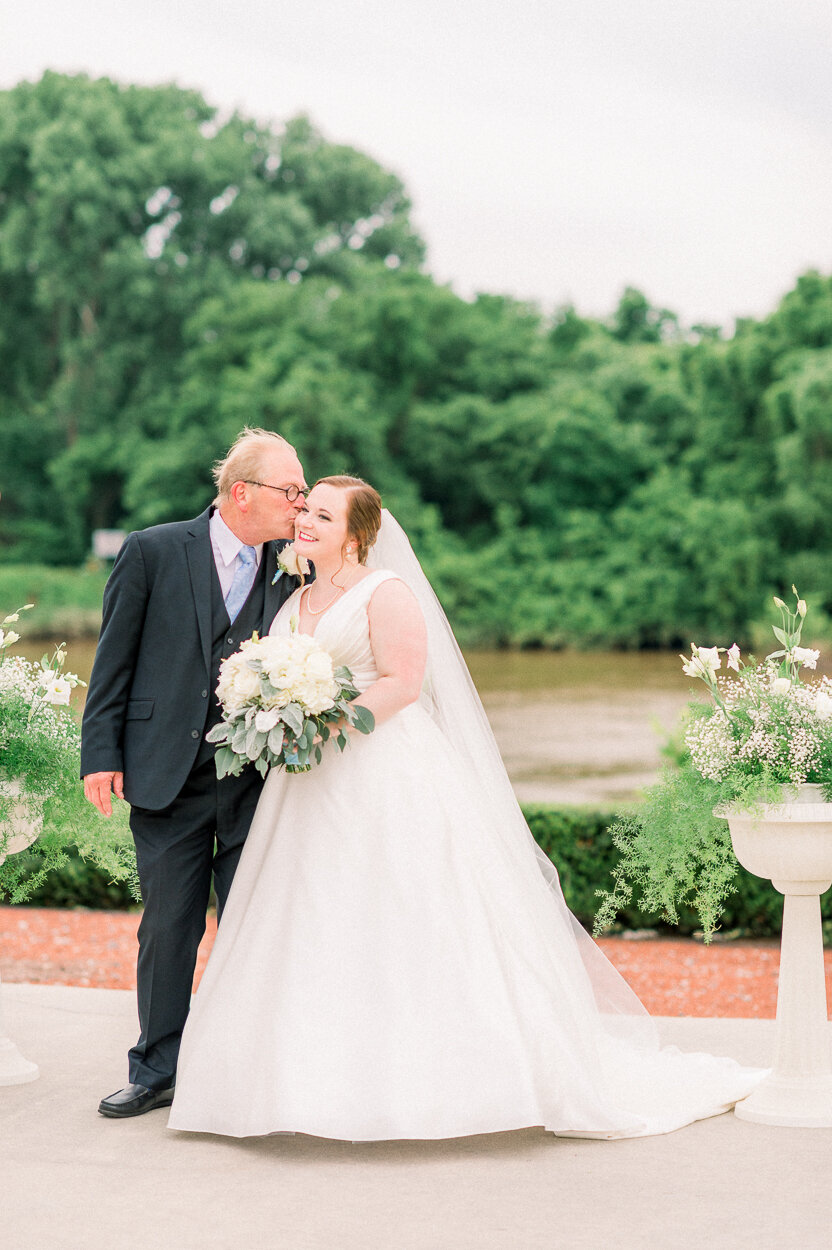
{"left": 350, "top": 578, "right": 427, "bottom": 727}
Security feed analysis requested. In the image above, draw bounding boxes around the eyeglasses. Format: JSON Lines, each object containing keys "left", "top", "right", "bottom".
{"left": 244, "top": 480, "right": 307, "bottom": 502}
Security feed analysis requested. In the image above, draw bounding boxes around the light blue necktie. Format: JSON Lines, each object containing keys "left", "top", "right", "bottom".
{"left": 224, "top": 545, "right": 257, "bottom": 623}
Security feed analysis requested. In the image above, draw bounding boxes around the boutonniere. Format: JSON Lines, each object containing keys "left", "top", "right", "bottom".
{"left": 272, "top": 542, "right": 311, "bottom": 585}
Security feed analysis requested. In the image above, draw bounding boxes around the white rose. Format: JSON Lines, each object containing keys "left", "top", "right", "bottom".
{"left": 305, "top": 650, "right": 335, "bottom": 682}
{"left": 289, "top": 634, "right": 315, "bottom": 660}
{"left": 771, "top": 677, "right": 792, "bottom": 695}
{"left": 232, "top": 665, "right": 261, "bottom": 701}
{"left": 217, "top": 655, "right": 261, "bottom": 707}
{"left": 254, "top": 635, "right": 290, "bottom": 661}
{"left": 277, "top": 544, "right": 311, "bottom": 578}
{"left": 297, "top": 681, "right": 337, "bottom": 714}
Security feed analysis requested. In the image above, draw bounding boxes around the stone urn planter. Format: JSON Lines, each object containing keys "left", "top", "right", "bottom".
{"left": 0, "top": 773, "right": 41, "bottom": 1085}
{"left": 725, "top": 783, "right": 832, "bottom": 1127}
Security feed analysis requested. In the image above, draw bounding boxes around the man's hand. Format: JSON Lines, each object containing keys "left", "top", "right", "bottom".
{"left": 83, "top": 771, "right": 125, "bottom": 817}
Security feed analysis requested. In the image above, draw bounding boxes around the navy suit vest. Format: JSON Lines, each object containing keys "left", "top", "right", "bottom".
{"left": 196, "top": 555, "right": 268, "bottom": 767}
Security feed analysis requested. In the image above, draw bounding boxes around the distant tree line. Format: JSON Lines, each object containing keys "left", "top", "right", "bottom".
{"left": 2, "top": 72, "right": 832, "bottom": 647}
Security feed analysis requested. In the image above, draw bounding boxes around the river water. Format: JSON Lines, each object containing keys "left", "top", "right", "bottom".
{"left": 21, "top": 639, "right": 694, "bottom": 809}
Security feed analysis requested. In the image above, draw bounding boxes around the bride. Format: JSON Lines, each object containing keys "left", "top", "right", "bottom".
{"left": 168, "top": 475, "right": 762, "bottom": 1141}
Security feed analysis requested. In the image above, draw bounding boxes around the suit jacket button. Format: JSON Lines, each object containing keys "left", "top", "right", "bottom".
{"left": 227, "top": 637, "right": 234, "bottom": 646}
{"left": 191, "top": 730, "right": 200, "bottom": 739}
{"left": 201, "top": 690, "right": 208, "bottom": 698}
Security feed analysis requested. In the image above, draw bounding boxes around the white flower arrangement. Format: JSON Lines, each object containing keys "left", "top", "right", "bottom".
{"left": 1, "top": 608, "right": 85, "bottom": 864}
{"left": 677, "top": 588, "right": 832, "bottom": 790}
{"left": 207, "top": 624, "right": 374, "bottom": 776}
{"left": 0, "top": 605, "right": 139, "bottom": 904}
{"left": 595, "top": 587, "right": 832, "bottom": 939}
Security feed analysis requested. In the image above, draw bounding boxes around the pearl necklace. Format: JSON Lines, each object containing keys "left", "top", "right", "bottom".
{"left": 303, "top": 570, "right": 360, "bottom": 616}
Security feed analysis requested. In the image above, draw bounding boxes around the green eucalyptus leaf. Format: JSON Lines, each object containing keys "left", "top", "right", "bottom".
{"left": 350, "top": 704, "right": 375, "bottom": 735}
{"left": 214, "top": 747, "right": 238, "bottom": 779}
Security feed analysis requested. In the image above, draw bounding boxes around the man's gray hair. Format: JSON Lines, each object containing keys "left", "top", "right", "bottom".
{"left": 212, "top": 427, "right": 294, "bottom": 503}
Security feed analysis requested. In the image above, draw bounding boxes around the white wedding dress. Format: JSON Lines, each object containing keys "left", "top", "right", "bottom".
{"left": 169, "top": 554, "right": 763, "bottom": 1141}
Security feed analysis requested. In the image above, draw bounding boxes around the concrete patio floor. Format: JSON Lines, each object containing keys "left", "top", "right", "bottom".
{"left": 2, "top": 983, "right": 830, "bottom": 1250}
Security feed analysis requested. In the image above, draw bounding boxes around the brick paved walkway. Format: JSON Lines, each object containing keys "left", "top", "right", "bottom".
{"left": 3, "top": 905, "right": 832, "bottom": 1018}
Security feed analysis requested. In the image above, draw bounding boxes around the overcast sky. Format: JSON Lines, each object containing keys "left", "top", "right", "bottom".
{"left": 2, "top": 0, "right": 831, "bottom": 328}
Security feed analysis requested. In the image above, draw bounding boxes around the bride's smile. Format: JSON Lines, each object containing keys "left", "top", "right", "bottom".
{"left": 294, "top": 484, "right": 353, "bottom": 567}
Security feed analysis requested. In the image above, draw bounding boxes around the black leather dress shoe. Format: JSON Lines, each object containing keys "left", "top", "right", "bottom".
{"left": 98, "top": 1083, "right": 175, "bottom": 1118}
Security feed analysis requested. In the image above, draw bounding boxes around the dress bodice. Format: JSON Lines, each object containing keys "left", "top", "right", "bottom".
{"left": 269, "top": 569, "right": 401, "bottom": 693}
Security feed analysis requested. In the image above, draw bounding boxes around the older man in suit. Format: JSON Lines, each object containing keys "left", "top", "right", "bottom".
{"left": 82, "top": 427, "right": 308, "bottom": 1117}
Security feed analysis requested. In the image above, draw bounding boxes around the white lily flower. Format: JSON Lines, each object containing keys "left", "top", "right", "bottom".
{"left": 696, "top": 646, "right": 721, "bottom": 673}
{"left": 680, "top": 645, "right": 719, "bottom": 681}
{"left": 790, "top": 647, "right": 820, "bottom": 670}
{"left": 42, "top": 675, "right": 72, "bottom": 705}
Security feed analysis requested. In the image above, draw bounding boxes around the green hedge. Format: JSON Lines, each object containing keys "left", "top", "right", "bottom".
{"left": 10, "top": 805, "right": 826, "bottom": 936}
{"left": 14, "top": 849, "right": 140, "bottom": 910}
{"left": 522, "top": 806, "right": 823, "bottom": 937}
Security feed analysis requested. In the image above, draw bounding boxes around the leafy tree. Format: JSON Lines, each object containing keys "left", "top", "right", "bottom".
{"left": 2, "top": 72, "right": 832, "bottom": 649}
{"left": 0, "top": 73, "right": 422, "bottom": 560}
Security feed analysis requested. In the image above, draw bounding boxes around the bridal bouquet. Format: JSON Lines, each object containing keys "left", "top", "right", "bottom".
{"left": 207, "top": 625, "right": 375, "bottom": 778}
{"left": 595, "top": 588, "right": 832, "bottom": 938}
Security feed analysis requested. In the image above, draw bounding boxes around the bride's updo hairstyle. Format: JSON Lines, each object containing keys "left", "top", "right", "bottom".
{"left": 315, "top": 475, "right": 382, "bottom": 563}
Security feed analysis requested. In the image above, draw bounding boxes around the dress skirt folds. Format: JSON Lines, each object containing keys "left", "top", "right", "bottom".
{"left": 168, "top": 572, "right": 763, "bottom": 1141}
